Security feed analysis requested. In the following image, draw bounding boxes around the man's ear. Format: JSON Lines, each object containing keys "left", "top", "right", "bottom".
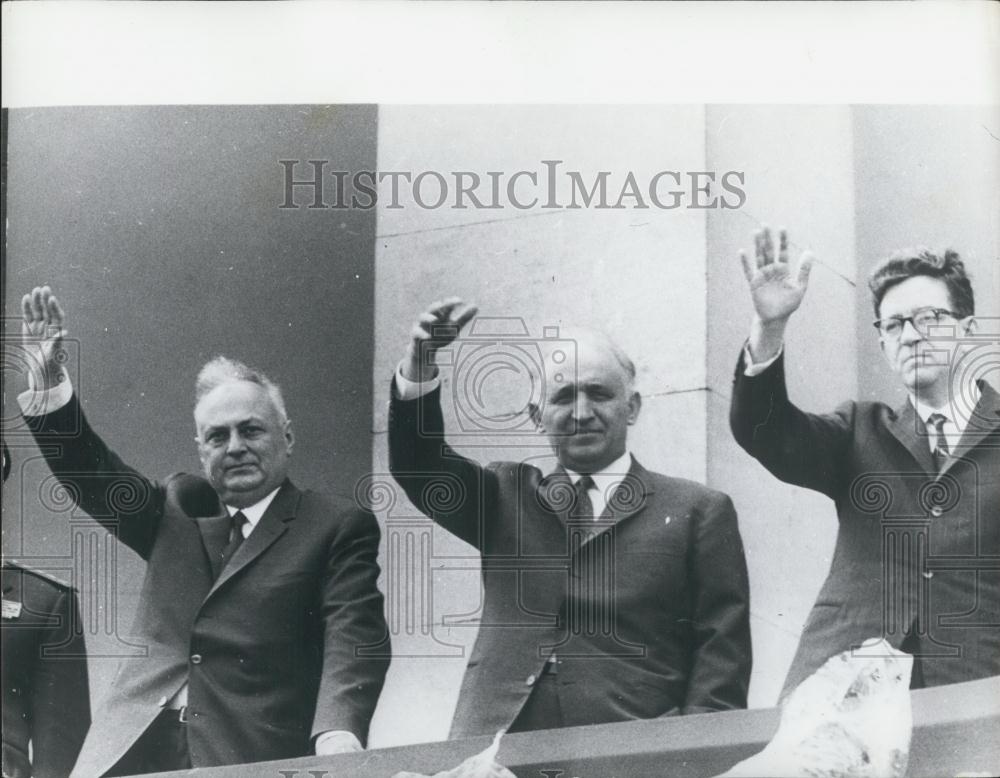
{"left": 528, "top": 403, "right": 542, "bottom": 430}
{"left": 627, "top": 391, "right": 642, "bottom": 425}
{"left": 961, "top": 316, "right": 978, "bottom": 336}
{"left": 284, "top": 420, "right": 295, "bottom": 455}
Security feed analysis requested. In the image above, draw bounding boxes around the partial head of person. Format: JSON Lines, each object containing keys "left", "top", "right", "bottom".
{"left": 528, "top": 330, "right": 641, "bottom": 475}
{"left": 869, "top": 249, "right": 975, "bottom": 402}
{"left": 193, "top": 357, "right": 294, "bottom": 508}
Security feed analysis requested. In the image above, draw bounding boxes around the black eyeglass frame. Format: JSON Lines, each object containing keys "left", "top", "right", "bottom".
{"left": 872, "top": 307, "right": 961, "bottom": 339}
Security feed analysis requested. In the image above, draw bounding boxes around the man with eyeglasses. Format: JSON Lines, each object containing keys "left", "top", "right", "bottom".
{"left": 729, "top": 228, "right": 999, "bottom": 698}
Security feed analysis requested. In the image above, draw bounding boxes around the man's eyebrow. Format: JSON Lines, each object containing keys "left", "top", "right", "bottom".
{"left": 202, "top": 417, "right": 263, "bottom": 433}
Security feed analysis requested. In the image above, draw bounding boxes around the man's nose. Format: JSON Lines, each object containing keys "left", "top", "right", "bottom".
{"left": 899, "top": 318, "right": 924, "bottom": 344}
{"left": 572, "top": 395, "right": 594, "bottom": 420}
{"left": 226, "top": 432, "right": 248, "bottom": 454}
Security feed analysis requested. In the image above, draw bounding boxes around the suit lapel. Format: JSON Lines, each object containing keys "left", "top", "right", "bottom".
{"left": 195, "top": 511, "right": 233, "bottom": 579}
{"left": 569, "top": 458, "right": 654, "bottom": 552}
{"left": 887, "top": 399, "right": 936, "bottom": 476}
{"left": 207, "top": 480, "right": 299, "bottom": 597}
{"left": 941, "top": 380, "right": 1000, "bottom": 477}
{"left": 600, "top": 458, "right": 654, "bottom": 526}
{"left": 536, "top": 469, "right": 574, "bottom": 524}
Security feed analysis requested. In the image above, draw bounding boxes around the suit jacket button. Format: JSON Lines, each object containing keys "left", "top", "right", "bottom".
{"left": 930, "top": 506, "right": 943, "bottom": 518}
{"left": 525, "top": 674, "right": 536, "bottom": 686}
{"left": 191, "top": 654, "right": 203, "bottom": 665}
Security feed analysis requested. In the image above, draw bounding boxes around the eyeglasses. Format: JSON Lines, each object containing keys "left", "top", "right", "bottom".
{"left": 872, "top": 307, "right": 959, "bottom": 339}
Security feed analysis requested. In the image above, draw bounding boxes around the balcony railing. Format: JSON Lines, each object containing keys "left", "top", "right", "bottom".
{"left": 144, "top": 675, "right": 1000, "bottom": 778}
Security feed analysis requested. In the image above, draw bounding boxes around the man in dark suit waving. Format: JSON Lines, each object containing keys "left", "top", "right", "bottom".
{"left": 17, "top": 286, "right": 389, "bottom": 775}
{"left": 389, "top": 299, "right": 751, "bottom": 737}
{"left": 730, "top": 228, "right": 999, "bottom": 697}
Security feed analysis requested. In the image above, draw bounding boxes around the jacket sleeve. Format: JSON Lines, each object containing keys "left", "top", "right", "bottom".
{"left": 681, "top": 491, "right": 752, "bottom": 715}
{"left": 387, "top": 379, "right": 498, "bottom": 550}
{"left": 311, "top": 505, "right": 389, "bottom": 746}
{"left": 730, "top": 348, "right": 855, "bottom": 500}
{"left": 24, "top": 393, "right": 165, "bottom": 558}
{"left": 29, "top": 587, "right": 91, "bottom": 778}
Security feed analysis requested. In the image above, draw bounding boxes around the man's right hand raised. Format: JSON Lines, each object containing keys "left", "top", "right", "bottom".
{"left": 739, "top": 227, "right": 814, "bottom": 363}
{"left": 21, "top": 286, "right": 67, "bottom": 393}
{"left": 401, "top": 298, "right": 478, "bottom": 384}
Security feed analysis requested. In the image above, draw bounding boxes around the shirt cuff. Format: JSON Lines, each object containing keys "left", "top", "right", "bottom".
{"left": 394, "top": 363, "right": 440, "bottom": 400}
{"left": 743, "top": 342, "right": 783, "bottom": 377}
{"left": 17, "top": 368, "right": 74, "bottom": 417}
{"left": 314, "top": 729, "right": 363, "bottom": 755}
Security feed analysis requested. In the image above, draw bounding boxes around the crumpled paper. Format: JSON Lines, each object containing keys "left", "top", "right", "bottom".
{"left": 393, "top": 730, "right": 516, "bottom": 778}
{"left": 719, "top": 638, "right": 913, "bottom": 778}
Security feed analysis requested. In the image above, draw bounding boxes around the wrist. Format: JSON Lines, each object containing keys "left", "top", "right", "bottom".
{"left": 748, "top": 316, "right": 787, "bottom": 363}
{"left": 27, "top": 365, "right": 65, "bottom": 394}
{"left": 752, "top": 313, "right": 790, "bottom": 332}
{"left": 402, "top": 345, "right": 438, "bottom": 384}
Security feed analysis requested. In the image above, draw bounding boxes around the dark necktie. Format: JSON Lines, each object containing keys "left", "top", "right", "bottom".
{"left": 219, "top": 510, "right": 248, "bottom": 572}
{"left": 928, "top": 413, "right": 950, "bottom": 472}
{"left": 572, "top": 475, "right": 595, "bottom": 521}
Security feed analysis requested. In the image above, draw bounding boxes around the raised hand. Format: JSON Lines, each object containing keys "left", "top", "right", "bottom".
{"left": 21, "top": 286, "right": 67, "bottom": 391}
{"left": 402, "top": 297, "right": 478, "bottom": 383}
{"left": 740, "top": 227, "right": 814, "bottom": 324}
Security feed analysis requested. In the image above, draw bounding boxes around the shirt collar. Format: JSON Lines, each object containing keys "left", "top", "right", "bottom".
{"left": 225, "top": 486, "right": 281, "bottom": 529}
{"left": 909, "top": 381, "right": 981, "bottom": 434}
{"left": 562, "top": 450, "right": 634, "bottom": 493}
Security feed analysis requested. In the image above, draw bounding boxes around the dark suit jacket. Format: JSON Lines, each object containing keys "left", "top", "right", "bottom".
{"left": 389, "top": 383, "right": 751, "bottom": 739}
{"left": 2, "top": 563, "right": 90, "bottom": 778}
{"left": 730, "top": 352, "right": 1000, "bottom": 696}
{"left": 25, "top": 395, "right": 389, "bottom": 776}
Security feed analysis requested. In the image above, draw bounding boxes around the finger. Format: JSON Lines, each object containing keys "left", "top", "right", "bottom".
{"left": 417, "top": 311, "right": 457, "bottom": 341}
{"left": 739, "top": 250, "right": 754, "bottom": 284}
{"left": 427, "top": 297, "right": 465, "bottom": 321}
{"left": 415, "top": 312, "right": 438, "bottom": 335}
{"left": 22, "top": 294, "right": 33, "bottom": 325}
{"left": 753, "top": 230, "right": 765, "bottom": 268}
{"left": 452, "top": 303, "right": 478, "bottom": 331}
{"left": 761, "top": 226, "right": 775, "bottom": 266}
{"left": 31, "top": 288, "right": 46, "bottom": 321}
{"left": 797, "top": 251, "right": 815, "bottom": 288}
{"left": 47, "top": 295, "right": 65, "bottom": 331}
{"left": 778, "top": 228, "right": 789, "bottom": 264}
{"left": 38, "top": 286, "right": 54, "bottom": 323}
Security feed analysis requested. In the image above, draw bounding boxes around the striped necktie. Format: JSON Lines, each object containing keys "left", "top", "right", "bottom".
{"left": 927, "top": 413, "right": 950, "bottom": 472}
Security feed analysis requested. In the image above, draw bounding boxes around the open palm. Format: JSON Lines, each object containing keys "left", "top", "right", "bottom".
{"left": 740, "top": 227, "right": 813, "bottom": 323}
{"left": 21, "top": 286, "right": 66, "bottom": 386}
